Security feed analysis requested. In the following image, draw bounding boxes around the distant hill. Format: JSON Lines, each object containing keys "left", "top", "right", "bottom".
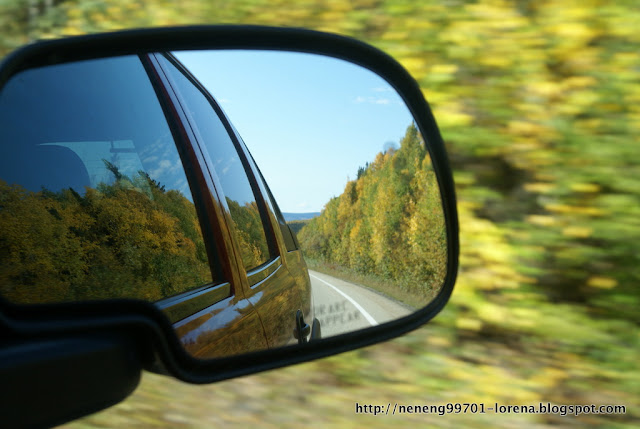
{"left": 282, "top": 212, "right": 321, "bottom": 222}
{"left": 287, "top": 219, "right": 310, "bottom": 235}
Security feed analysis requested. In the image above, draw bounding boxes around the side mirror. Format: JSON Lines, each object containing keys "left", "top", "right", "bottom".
{"left": 0, "top": 26, "right": 458, "bottom": 427}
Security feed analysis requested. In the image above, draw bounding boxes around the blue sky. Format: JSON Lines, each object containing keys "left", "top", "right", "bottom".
{"left": 175, "top": 50, "right": 414, "bottom": 213}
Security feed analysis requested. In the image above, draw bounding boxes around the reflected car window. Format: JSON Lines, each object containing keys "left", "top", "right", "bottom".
{"left": 157, "top": 54, "right": 272, "bottom": 272}
{"left": 0, "top": 55, "right": 215, "bottom": 304}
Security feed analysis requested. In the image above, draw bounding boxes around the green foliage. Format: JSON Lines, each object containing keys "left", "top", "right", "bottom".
{"left": 0, "top": 173, "right": 211, "bottom": 303}
{"left": 298, "top": 124, "right": 446, "bottom": 304}
{"left": 226, "top": 197, "right": 270, "bottom": 270}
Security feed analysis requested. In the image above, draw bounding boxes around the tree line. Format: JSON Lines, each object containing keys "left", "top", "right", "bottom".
{"left": 297, "top": 124, "right": 446, "bottom": 304}
{"left": 0, "top": 170, "right": 213, "bottom": 304}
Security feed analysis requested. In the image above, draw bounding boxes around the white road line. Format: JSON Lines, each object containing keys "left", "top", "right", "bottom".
{"left": 310, "top": 273, "right": 378, "bottom": 326}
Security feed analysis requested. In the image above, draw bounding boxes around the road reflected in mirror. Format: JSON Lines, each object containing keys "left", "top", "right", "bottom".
{"left": 0, "top": 49, "right": 447, "bottom": 355}
{"left": 309, "top": 270, "right": 412, "bottom": 337}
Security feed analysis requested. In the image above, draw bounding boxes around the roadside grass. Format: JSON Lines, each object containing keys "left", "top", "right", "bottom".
{"left": 64, "top": 304, "right": 639, "bottom": 428}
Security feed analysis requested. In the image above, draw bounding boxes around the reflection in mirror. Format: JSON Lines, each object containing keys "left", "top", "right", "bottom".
{"left": 176, "top": 51, "right": 446, "bottom": 339}
{"left": 0, "top": 49, "right": 446, "bottom": 358}
{"left": 0, "top": 55, "right": 215, "bottom": 304}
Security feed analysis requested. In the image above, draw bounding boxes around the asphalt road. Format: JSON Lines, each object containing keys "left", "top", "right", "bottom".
{"left": 309, "top": 269, "right": 412, "bottom": 338}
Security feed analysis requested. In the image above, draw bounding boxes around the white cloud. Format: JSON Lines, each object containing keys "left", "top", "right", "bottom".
{"left": 354, "top": 96, "right": 392, "bottom": 105}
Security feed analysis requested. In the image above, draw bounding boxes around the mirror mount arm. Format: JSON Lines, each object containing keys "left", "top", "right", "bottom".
{"left": 0, "top": 335, "right": 142, "bottom": 428}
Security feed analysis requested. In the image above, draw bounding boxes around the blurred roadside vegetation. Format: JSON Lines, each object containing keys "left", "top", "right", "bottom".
{"left": 1, "top": 0, "right": 637, "bottom": 427}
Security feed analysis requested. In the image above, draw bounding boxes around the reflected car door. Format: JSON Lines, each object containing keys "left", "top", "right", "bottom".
{"left": 0, "top": 52, "right": 270, "bottom": 359}
{"left": 145, "top": 53, "right": 271, "bottom": 358}
{"left": 152, "top": 53, "right": 313, "bottom": 348}
{"left": 231, "top": 129, "right": 315, "bottom": 346}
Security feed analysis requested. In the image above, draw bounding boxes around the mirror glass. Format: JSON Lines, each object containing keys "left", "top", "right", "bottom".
{"left": 0, "top": 49, "right": 446, "bottom": 357}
